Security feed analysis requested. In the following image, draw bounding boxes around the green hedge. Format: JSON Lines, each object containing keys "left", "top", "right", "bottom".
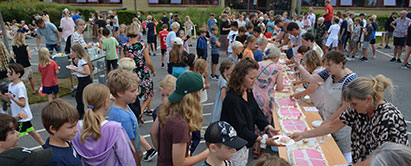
{"left": 0, "top": 0, "right": 95, "bottom": 27}
{"left": 117, "top": 6, "right": 226, "bottom": 33}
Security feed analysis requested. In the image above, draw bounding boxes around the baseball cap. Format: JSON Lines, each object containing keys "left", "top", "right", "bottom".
{"left": 174, "top": 37, "right": 183, "bottom": 45}
{"left": 0, "top": 147, "right": 52, "bottom": 166}
{"left": 168, "top": 72, "right": 203, "bottom": 103}
{"left": 205, "top": 121, "right": 248, "bottom": 150}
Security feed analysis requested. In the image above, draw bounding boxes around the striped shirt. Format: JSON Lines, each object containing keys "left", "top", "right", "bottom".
{"left": 318, "top": 70, "right": 358, "bottom": 89}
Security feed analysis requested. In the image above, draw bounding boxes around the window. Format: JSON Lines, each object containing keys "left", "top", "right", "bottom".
{"left": 54, "top": 0, "right": 121, "bottom": 4}
{"left": 303, "top": 0, "right": 409, "bottom": 7}
{"left": 148, "top": 0, "right": 219, "bottom": 5}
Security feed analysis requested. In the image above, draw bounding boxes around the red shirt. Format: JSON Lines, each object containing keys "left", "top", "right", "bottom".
{"left": 38, "top": 60, "right": 59, "bottom": 87}
{"left": 325, "top": 4, "right": 333, "bottom": 22}
{"left": 159, "top": 30, "right": 169, "bottom": 50}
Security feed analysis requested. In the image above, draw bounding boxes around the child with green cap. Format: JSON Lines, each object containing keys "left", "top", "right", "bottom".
{"left": 150, "top": 71, "right": 209, "bottom": 166}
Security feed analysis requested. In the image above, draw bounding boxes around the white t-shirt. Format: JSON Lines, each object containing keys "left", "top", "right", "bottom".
{"left": 347, "top": 18, "right": 354, "bottom": 33}
{"left": 308, "top": 13, "right": 316, "bottom": 27}
{"left": 313, "top": 43, "right": 324, "bottom": 57}
{"left": 9, "top": 82, "right": 32, "bottom": 122}
{"left": 75, "top": 58, "right": 89, "bottom": 77}
{"left": 227, "top": 30, "right": 238, "bottom": 53}
{"left": 237, "top": 20, "right": 246, "bottom": 27}
{"left": 328, "top": 24, "right": 341, "bottom": 40}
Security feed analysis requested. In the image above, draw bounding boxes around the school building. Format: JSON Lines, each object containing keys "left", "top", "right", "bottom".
{"left": 54, "top": 0, "right": 408, "bottom": 15}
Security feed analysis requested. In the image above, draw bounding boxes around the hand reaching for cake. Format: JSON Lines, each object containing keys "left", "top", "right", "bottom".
{"left": 265, "top": 125, "right": 280, "bottom": 137}
{"left": 266, "top": 137, "right": 285, "bottom": 147}
{"left": 288, "top": 132, "right": 306, "bottom": 142}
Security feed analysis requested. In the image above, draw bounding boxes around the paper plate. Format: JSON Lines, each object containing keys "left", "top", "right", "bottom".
{"left": 66, "top": 65, "right": 77, "bottom": 70}
{"left": 295, "top": 88, "right": 305, "bottom": 93}
{"left": 273, "top": 135, "right": 295, "bottom": 146}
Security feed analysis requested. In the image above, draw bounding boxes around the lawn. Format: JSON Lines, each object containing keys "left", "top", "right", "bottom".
{"left": 23, "top": 73, "right": 77, "bottom": 104}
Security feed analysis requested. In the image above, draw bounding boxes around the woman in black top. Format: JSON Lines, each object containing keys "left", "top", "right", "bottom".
{"left": 220, "top": 58, "right": 281, "bottom": 165}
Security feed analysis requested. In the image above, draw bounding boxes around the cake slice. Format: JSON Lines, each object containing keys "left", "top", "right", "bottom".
{"left": 291, "top": 149, "right": 328, "bottom": 166}
{"left": 280, "top": 119, "right": 309, "bottom": 134}
{"left": 277, "top": 108, "right": 305, "bottom": 120}
{"left": 277, "top": 98, "right": 297, "bottom": 108}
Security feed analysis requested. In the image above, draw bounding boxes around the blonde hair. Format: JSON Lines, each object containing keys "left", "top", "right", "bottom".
{"left": 171, "top": 22, "right": 180, "bottom": 31}
{"left": 342, "top": 75, "right": 393, "bottom": 103}
{"left": 38, "top": 47, "right": 52, "bottom": 68}
{"left": 118, "top": 57, "right": 136, "bottom": 71}
{"left": 302, "top": 50, "right": 322, "bottom": 73}
{"left": 147, "top": 15, "right": 153, "bottom": 21}
{"left": 264, "top": 46, "right": 281, "bottom": 60}
{"left": 232, "top": 41, "right": 243, "bottom": 49}
{"left": 0, "top": 41, "right": 11, "bottom": 70}
{"left": 127, "top": 23, "right": 140, "bottom": 38}
{"left": 80, "top": 83, "right": 110, "bottom": 143}
{"left": 71, "top": 44, "right": 93, "bottom": 73}
{"left": 158, "top": 91, "right": 202, "bottom": 132}
{"left": 12, "top": 32, "right": 25, "bottom": 47}
{"left": 107, "top": 69, "right": 140, "bottom": 98}
{"left": 254, "top": 153, "right": 291, "bottom": 166}
{"left": 259, "top": 37, "right": 268, "bottom": 46}
{"left": 318, "top": 17, "right": 324, "bottom": 23}
{"left": 193, "top": 59, "right": 208, "bottom": 75}
{"left": 159, "top": 74, "right": 176, "bottom": 91}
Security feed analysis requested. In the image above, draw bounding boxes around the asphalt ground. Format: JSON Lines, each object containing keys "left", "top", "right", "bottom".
{"left": 8, "top": 36, "right": 411, "bottom": 165}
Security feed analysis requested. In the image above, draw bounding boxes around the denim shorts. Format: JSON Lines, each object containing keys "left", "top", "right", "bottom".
{"left": 46, "top": 43, "right": 61, "bottom": 53}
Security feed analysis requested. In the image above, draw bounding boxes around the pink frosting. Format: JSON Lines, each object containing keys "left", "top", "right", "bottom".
{"left": 278, "top": 99, "right": 297, "bottom": 107}
{"left": 279, "top": 108, "right": 301, "bottom": 118}
{"left": 293, "top": 149, "right": 326, "bottom": 166}
{"left": 282, "top": 120, "right": 307, "bottom": 132}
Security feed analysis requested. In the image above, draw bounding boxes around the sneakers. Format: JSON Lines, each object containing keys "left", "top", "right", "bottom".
{"left": 372, "top": 55, "right": 376, "bottom": 59}
{"left": 385, "top": 45, "right": 391, "bottom": 49}
{"left": 397, "top": 58, "right": 402, "bottom": 63}
{"left": 161, "top": 63, "right": 165, "bottom": 69}
{"left": 390, "top": 58, "right": 396, "bottom": 62}
{"left": 143, "top": 148, "right": 158, "bottom": 162}
{"left": 210, "top": 74, "right": 219, "bottom": 80}
{"left": 401, "top": 65, "right": 410, "bottom": 69}
{"left": 346, "top": 56, "right": 353, "bottom": 61}
{"left": 359, "top": 57, "right": 368, "bottom": 62}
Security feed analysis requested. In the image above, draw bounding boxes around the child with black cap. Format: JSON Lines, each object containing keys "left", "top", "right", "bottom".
{"left": 203, "top": 121, "right": 248, "bottom": 166}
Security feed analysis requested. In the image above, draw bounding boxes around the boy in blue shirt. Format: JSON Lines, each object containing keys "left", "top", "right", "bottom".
{"left": 253, "top": 37, "right": 268, "bottom": 62}
{"left": 41, "top": 100, "right": 82, "bottom": 166}
{"left": 196, "top": 28, "right": 208, "bottom": 60}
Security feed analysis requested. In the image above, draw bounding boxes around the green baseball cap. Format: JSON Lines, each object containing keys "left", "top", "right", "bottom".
{"left": 168, "top": 72, "right": 204, "bottom": 103}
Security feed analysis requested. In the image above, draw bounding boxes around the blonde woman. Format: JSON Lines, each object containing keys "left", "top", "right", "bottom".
{"left": 38, "top": 48, "right": 59, "bottom": 102}
{"left": 72, "top": 83, "right": 137, "bottom": 166}
{"left": 11, "top": 32, "right": 35, "bottom": 94}
{"left": 184, "top": 16, "right": 194, "bottom": 46}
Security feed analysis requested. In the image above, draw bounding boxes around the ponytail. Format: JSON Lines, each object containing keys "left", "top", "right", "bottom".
{"left": 342, "top": 75, "right": 393, "bottom": 103}
{"left": 79, "top": 83, "right": 110, "bottom": 143}
{"left": 373, "top": 74, "right": 393, "bottom": 102}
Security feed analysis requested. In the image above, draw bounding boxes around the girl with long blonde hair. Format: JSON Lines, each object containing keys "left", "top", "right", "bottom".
{"left": 68, "top": 44, "right": 93, "bottom": 119}
{"left": 0, "top": 41, "right": 12, "bottom": 113}
{"left": 72, "top": 83, "right": 137, "bottom": 166}
{"left": 12, "top": 32, "right": 36, "bottom": 93}
{"left": 38, "top": 48, "right": 60, "bottom": 102}
{"left": 150, "top": 72, "right": 209, "bottom": 165}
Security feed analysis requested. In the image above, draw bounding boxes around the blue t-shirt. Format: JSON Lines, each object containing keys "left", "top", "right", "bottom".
{"left": 210, "top": 34, "right": 219, "bottom": 55}
{"left": 266, "top": 21, "right": 275, "bottom": 33}
{"left": 166, "top": 31, "right": 176, "bottom": 48}
{"left": 318, "top": 70, "right": 358, "bottom": 89}
{"left": 371, "top": 22, "right": 378, "bottom": 40}
{"left": 211, "top": 77, "right": 227, "bottom": 123}
{"left": 42, "top": 137, "right": 82, "bottom": 166}
{"left": 207, "top": 18, "right": 217, "bottom": 33}
{"left": 253, "top": 50, "right": 264, "bottom": 62}
{"left": 72, "top": 15, "right": 82, "bottom": 24}
{"left": 109, "top": 105, "right": 139, "bottom": 140}
{"left": 147, "top": 22, "right": 156, "bottom": 36}
{"left": 118, "top": 34, "right": 129, "bottom": 46}
{"left": 37, "top": 22, "right": 58, "bottom": 45}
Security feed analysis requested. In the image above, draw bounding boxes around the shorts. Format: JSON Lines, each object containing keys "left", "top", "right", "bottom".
{"left": 45, "top": 43, "right": 61, "bottom": 53}
{"left": 349, "top": 40, "right": 358, "bottom": 48}
{"left": 112, "top": 26, "right": 119, "bottom": 31}
{"left": 339, "top": 35, "right": 348, "bottom": 45}
{"left": 211, "top": 54, "right": 219, "bottom": 64}
{"left": 326, "top": 37, "right": 338, "bottom": 48}
{"left": 386, "top": 32, "right": 393, "bottom": 39}
{"left": 394, "top": 37, "right": 406, "bottom": 46}
{"left": 147, "top": 35, "right": 156, "bottom": 44}
{"left": 370, "top": 39, "right": 376, "bottom": 44}
{"left": 42, "top": 85, "right": 59, "bottom": 95}
{"left": 161, "top": 49, "right": 166, "bottom": 55}
{"left": 106, "top": 59, "right": 118, "bottom": 71}
{"left": 408, "top": 39, "right": 411, "bottom": 46}
{"left": 21, "top": 67, "right": 33, "bottom": 81}
{"left": 362, "top": 41, "right": 370, "bottom": 49}
{"left": 17, "top": 121, "right": 35, "bottom": 137}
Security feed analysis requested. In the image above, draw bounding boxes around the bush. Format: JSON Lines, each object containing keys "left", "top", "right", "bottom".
{"left": 0, "top": 0, "right": 95, "bottom": 27}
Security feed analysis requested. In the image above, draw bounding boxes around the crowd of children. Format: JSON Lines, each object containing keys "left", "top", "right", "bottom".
{"left": 1, "top": 5, "right": 411, "bottom": 166}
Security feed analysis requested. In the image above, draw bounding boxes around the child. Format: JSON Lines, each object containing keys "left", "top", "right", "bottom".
{"left": 203, "top": 121, "right": 247, "bottom": 166}
{"left": 11, "top": 32, "right": 35, "bottom": 94}
{"left": 159, "top": 24, "right": 169, "bottom": 68}
{"left": 72, "top": 83, "right": 137, "bottom": 166}
{"left": 184, "top": 53, "right": 197, "bottom": 71}
{"left": 207, "top": 13, "right": 217, "bottom": 36}
{"left": 236, "top": 26, "right": 247, "bottom": 44}
{"left": 107, "top": 69, "right": 144, "bottom": 165}
{"left": 166, "top": 22, "right": 180, "bottom": 74}
{"left": 254, "top": 154, "right": 291, "bottom": 166}
{"left": 253, "top": 37, "right": 268, "bottom": 62}
{"left": 243, "top": 35, "right": 257, "bottom": 59}
{"left": 152, "top": 75, "right": 176, "bottom": 121}
{"left": 0, "top": 114, "right": 19, "bottom": 153}
{"left": 325, "top": 17, "right": 341, "bottom": 54}
{"left": 170, "top": 38, "right": 188, "bottom": 78}
{"left": 41, "top": 100, "right": 81, "bottom": 165}
{"left": 360, "top": 18, "right": 374, "bottom": 62}
{"left": 150, "top": 72, "right": 209, "bottom": 165}
{"left": 38, "top": 48, "right": 59, "bottom": 102}
{"left": 146, "top": 15, "right": 157, "bottom": 56}
{"left": 245, "top": 24, "right": 254, "bottom": 36}
{"left": 227, "top": 22, "right": 239, "bottom": 57}
{"left": 0, "top": 63, "right": 44, "bottom": 145}
{"left": 210, "top": 60, "right": 234, "bottom": 123}
{"left": 228, "top": 41, "right": 244, "bottom": 64}
{"left": 210, "top": 25, "right": 221, "bottom": 80}
{"left": 118, "top": 24, "right": 129, "bottom": 50}
{"left": 196, "top": 27, "right": 208, "bottom": 60}
{"left": 348, "top": 18, "right": 361, "bottom": 59}
{"left": 184, "top": 16, "right": 194, "bottom": 46}
{"left": 68, "top": 44, "right": 93, "bottom": 119}
{"left": 102, "top": 28, "right": 119, "bottom": 74}
{"left": 178, "top": 29, "right": 189, "bottom": 52}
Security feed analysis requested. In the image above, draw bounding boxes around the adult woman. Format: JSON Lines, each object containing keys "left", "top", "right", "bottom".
{"left": 369, "top": 142, "right": 411, "bottom": 166}
{"left": 71, "top": 19, "right": 93, "bottom": 49}
{"left": 121, "top": 23, "right": 156, "bottom": 118}
{"left": 220, "top": 58, "right": 281, "bottom": 165}
{"left": 291, "top": 50, "right": 325, "bottom": 117}
{"left": 253, "top": 47, "right": 283, "bottom": 124}
{"left": 293, "top": 50, "right": 357, "bottom": 163}
{"left": 60, "top": 10, "right": 75, "bottom": 54}
{"left": 314, "top": 17, "right": 326, "bottom": 51}
{"left": 290, "top": 75, "right": 408, "bottom": 164}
